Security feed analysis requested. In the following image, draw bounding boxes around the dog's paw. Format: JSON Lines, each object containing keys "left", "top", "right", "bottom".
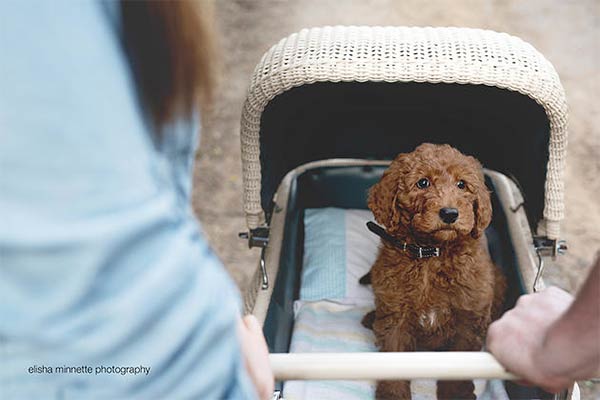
{"left": 437, "top": 380, "right": 476, "bottom": 400}
{"left": 359, "top": 271, "right": 372, "bottom": 285}
{"left": 361, "top": 310, "right": 376, "bottom": 330}
{"left": 376, "top": 380, "right": 411, "bottom": 400}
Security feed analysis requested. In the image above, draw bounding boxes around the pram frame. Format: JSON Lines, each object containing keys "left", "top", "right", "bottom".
{"left": 247, "top": 159, "right": 578, "bottom": 399}
{"left": 238, "top": 26, "right": 576, "bottom": 399}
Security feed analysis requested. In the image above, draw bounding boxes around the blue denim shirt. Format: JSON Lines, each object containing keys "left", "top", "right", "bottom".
{"left": 0, "top": 2, "right": 255, "bottom": 399}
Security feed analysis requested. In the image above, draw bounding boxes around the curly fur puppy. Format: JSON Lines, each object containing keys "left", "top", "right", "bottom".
{"left": 363, "top": 143, "right": 506, "bottom": 400}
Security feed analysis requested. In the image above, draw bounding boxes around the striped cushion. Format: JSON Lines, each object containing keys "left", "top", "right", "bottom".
{"left": 300, "top": 208, "right": 378, "bottom": 301}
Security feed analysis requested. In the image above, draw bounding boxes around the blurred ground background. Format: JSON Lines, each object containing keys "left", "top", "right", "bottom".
{"left": 193, "top": 0, "right": 599, "bottom": 396}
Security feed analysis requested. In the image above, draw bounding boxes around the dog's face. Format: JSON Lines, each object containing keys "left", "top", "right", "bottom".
{"left": 368, "top": 143, "right": 492, "bottom": 243}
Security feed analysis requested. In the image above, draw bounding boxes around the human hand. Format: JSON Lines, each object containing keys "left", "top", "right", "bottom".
{"left": 238, "top": 314, "right": 274, "bottom": 399}
{"left": 486, "top": 286, "right": 574, "bottom": 393}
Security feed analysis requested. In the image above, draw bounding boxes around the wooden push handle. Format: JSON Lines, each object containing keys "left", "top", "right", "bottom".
{"left": 270, "top": 352, "right": 517, "bottom": 381}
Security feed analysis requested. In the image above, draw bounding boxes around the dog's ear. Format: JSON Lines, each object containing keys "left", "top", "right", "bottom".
{"left": 471, "top": 172, "right": 493, "bottom": 238}
{"left": 368, "top": 155, "right": 406, "bottom": 230}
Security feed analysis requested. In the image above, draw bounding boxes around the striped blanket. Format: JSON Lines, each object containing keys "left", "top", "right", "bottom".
{"left": 282, "top": 300, "right": 377, "bottom": 400}
{"left": 282, "top": 300, "right": 492, "bottom": 400}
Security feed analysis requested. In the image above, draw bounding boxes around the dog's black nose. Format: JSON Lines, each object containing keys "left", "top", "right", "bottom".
{"left": 439, "top": 207, "right": 459, "bottom": 224}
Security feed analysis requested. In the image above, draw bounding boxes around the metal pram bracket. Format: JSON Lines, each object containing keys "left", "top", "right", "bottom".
{"left": 239, "top": 227, "right": 270, "bottom": 290}
{"left": 533, "top": 236, "right": 568, "bottom": 292}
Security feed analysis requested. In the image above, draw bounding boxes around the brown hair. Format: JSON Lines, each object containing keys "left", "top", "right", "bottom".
{"left": 120, "top": 0, "right": 216, "bottom": 129}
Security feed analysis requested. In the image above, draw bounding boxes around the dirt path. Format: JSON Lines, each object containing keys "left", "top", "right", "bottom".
{"left": 194, "top": 1, "right": 598, "bottom": 393}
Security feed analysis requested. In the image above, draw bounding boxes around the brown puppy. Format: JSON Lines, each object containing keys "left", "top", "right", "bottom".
{"left": 364, "top": 143, "right": 506, "bottom": 400}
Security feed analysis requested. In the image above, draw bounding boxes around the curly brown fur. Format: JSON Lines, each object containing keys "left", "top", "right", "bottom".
{"left": 365, "top": 143, "right": 506, "bottom": 400}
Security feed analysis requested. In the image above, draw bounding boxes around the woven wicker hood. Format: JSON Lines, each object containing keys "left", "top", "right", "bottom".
{"left": 240, "top": 26, "right": 568, "bottom": 239}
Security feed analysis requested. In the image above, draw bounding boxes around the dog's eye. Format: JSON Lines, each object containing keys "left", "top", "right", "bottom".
{"left": 416, "top": 178, "right": 430, "bottom": 189}
{"left": 457, "top": 180, "right": 466, "bottom": 190}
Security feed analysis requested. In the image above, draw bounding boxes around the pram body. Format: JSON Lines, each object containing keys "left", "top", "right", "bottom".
{"left": 238, "top": 26, "right": 575, "bottom": 400}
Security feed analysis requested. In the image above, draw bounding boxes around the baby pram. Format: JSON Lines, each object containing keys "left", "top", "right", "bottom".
{"left": 238, "top": 26, "right": 576, "bottom": 400}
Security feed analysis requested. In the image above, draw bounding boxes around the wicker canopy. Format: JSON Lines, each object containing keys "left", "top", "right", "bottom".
{"left": 240, "top": 26, "right": 568, "bottom": 239}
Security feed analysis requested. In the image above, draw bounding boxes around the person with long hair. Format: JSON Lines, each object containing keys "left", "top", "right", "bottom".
{"left": 0, "top": 1, "right": 272, "bottom": 398}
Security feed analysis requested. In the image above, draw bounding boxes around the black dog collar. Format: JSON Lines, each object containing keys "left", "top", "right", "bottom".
{"left": 366, "top": 221, "right": 440, "bottom": 259}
